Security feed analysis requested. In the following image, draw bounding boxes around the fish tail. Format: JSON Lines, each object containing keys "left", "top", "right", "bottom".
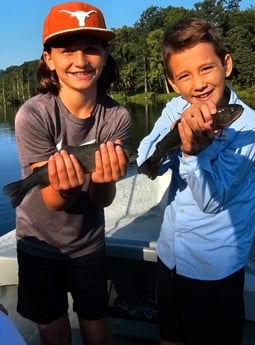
{"left": 3, "top": 179, "right": 31, "bottom": 208}
{"left": 137, "top": 161, "right": 157, "bottom": 180}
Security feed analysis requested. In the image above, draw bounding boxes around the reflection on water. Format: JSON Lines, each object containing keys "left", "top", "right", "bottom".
{"left": 0, "top": 98, "right": 254, "bottom": 236}
{"left": 125, "top": 101, "right": 165, "bottom": 148}
{"left": 0, "top": 123, "right": 20, "bottom": 235}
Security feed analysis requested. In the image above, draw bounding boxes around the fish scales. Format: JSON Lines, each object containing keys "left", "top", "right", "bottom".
{"left": 138, "top": 104, "right": 244, "bottom": 180}
{"left": 3, "top": 143, "right": 137, "bottom": 208}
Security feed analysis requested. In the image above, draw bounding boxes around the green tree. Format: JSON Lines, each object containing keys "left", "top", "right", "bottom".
{"left": 1, "top": 1, "right": 255, "bottom": 99}
{"left": 111, "top": 26, "right": 140, "bottom": 93}
{"left": 146, "top": 29, "right": 165, "bottom": 93}
{"left": 225, "top": 23, "right": 255, "bottom": 87}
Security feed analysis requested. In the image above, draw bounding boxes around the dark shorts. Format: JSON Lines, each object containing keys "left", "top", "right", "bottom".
{"left": 157, "top": 258, "right": 245, "bottom": 345}
{"left": 17, "top": 249, "right": 108, "bottom": 324}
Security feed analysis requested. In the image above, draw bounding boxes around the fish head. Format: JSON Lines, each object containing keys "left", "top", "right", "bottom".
{"left": 212, "top": 104, "right": 244, "bottom": 129}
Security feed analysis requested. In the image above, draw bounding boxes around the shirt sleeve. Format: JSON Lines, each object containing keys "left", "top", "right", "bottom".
{"left": 179, "top": 129, "right": 255, "bottom": 213}
{"left": 15, "top": 100, "right": 57, "bottom": 166}
{"left": 137, "top": 100, "right": 182, "bottom": 167}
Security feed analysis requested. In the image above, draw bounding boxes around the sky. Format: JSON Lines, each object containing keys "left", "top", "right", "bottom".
{"left": 0, "top": 0, "right": 254, "bottom": 70}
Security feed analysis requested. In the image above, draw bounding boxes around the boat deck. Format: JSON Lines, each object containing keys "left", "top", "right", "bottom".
{"left": 23, "top": 318, "right": 255, "bottom": 345}
{"left": 65, "top": 319, "right": 255, "bottom": 345}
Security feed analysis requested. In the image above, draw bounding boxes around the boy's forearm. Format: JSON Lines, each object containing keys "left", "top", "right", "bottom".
{"left": 41, "top": 185, "right": 82, "bottom": 211}
{"left": 89, "top": 181, "right": 116, "bottom": 208}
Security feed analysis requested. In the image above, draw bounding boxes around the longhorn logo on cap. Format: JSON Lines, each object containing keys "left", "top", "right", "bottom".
{"left": 59, "top": 10, "right": 97, "bottom": 27}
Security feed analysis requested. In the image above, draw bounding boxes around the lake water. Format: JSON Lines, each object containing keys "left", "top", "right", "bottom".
{"left": 0, "top": 101, "right": 164, "bottom": 236}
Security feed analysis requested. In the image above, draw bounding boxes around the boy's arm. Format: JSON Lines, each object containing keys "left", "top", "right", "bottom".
{"left": 89, "top": 141, "right": 127, "bottom": 207}
{"left": 33, "top": 150, "right": 85, "bottom": 211}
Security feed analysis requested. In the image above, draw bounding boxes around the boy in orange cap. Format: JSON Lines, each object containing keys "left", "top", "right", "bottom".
{"left": 14, "top": 2, "right": 131, "bottom": 345}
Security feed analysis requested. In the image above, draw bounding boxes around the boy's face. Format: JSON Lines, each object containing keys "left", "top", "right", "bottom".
{"left": 43, "top": 35, "right": 108, "bottom": 94}
{"left": 167, "top": 42, "right": 232, "bottom": 105}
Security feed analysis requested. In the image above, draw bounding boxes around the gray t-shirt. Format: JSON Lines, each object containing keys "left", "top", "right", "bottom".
{"left": 15, "top": 92, "right": 131, "bottom": 258}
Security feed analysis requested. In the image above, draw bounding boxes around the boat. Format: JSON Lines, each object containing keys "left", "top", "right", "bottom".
{"left": 1, "top": 170, "right": 255, "bottom": 344}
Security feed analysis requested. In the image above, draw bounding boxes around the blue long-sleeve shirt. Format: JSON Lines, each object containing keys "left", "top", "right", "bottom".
{"left": 137, "top": 87, "right": 255, "bottom": 280}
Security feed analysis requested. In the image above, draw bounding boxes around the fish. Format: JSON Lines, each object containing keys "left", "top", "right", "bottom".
{"left": 3, "top": 143, "right": 137, "bottom": 208}
{"left": 138, "top": 104, "right": 244, "bottom": 180}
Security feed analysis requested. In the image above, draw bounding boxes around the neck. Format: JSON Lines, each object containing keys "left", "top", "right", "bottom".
{"left": 59, "top": 88, "right": 97, "bottom": 119}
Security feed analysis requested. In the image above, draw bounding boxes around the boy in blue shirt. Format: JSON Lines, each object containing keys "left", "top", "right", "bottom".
{"left": 137, "top": 18, "right": 255, "bottom": 345}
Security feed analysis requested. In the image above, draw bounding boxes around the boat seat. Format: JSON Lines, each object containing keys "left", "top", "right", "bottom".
{"left": 0, "top": 257, "right": 18, "bottom": 286}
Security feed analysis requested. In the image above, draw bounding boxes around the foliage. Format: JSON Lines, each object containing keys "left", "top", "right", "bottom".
{"left": 1, "top": 0, "right": 255, "bottom": 105}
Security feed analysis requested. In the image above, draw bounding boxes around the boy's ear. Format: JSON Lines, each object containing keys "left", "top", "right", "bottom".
{"left": 224, "top": 53, "right": 233, "bottom": 78}
{"left": 43, "top": 51, "right": 55, "bottom": 71}
{"left": 167, "top": 77, "right": 180, "bottom": 94}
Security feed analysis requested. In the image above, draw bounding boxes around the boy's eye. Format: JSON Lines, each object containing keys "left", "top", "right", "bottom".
{"left": 60, "top": 45, "right": 101, "bottom": 55}
{"left": 61, "top": 47, "right": 74, "bottom": 53}
{"left": 177, "top": 73, "right": 189, "bottom": 81}
{"left": 85, "top": 46, "right": 100, "bottom": 53}
{"left": 202, "top": 65, "right": 214, "bottom": 72}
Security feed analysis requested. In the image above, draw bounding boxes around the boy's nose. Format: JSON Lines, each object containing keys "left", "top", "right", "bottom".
{"left": 74, "top": 51, "right": 88, "bottom": 66}
{"left": 193, "top": 75, "right": 207, "bottom": 90}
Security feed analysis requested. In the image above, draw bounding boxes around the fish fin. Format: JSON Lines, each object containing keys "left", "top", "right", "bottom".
{"left": 3, "top": 179, "right": 31, "bottom": 208}
{"left": 137, "top": 160, "right": 157, "bottom": 180}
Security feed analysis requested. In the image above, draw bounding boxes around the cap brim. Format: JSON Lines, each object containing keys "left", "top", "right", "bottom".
{"left": 44, "top": 27, "right": 115, "bottom": 44}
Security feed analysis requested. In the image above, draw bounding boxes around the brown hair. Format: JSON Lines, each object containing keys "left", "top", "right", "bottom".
{"left": 37, "top": 35, "right": 119, "bottom": 95}
{"left": 162, "top": 18, "right": 228, "bottom": 79}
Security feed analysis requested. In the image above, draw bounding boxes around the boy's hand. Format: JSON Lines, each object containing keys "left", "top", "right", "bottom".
{"left": 179, "top": 101, "right": 217, "bottom": 156}
{"left": 48, "top": 150, "right": 86, "bottom": 191}
{"left": 91, "top": 140, "right": 127, "bottom": 183}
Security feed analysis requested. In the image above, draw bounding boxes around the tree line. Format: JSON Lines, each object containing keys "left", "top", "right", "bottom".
{"left": 0, "top": 0, "right": 255, "bottom": 107}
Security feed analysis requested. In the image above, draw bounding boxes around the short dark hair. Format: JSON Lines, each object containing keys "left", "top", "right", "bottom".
{"left": 162, "top": 18, "right": 228, "bottom": 79}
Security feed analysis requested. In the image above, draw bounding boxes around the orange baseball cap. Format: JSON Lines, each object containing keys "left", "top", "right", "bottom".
{"left": 43, "top": 2, "right": 116, "bottom": 44}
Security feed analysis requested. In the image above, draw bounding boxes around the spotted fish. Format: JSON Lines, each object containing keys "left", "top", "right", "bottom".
{"left": 138, "top": 104, "right": 244, "bottom": 180}
{"left": 3, "top": 143, "right": 137, "bottom": 208}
